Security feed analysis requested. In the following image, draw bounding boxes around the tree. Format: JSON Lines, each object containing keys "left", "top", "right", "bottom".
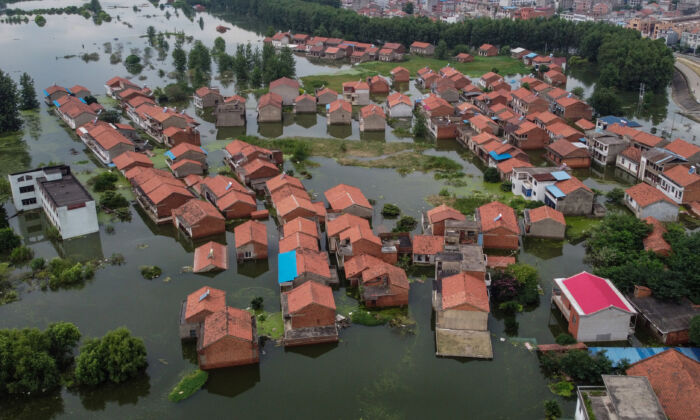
{"left": 690, "top": 315, "right": 700, "bottom": 346}
{"left": 146, "top": 25, "right": 156, "bottom": 45}
{"left": 251, "top": 296, "right": 264, "bottom": 310}
{"left": 19, "top": 73, "right": 39, "bottom": 110}
{"left": 392, "top": 216, "right": 417, "bottom": 232}
{"left": 435, "top": 40, "right": 448, "bottom": 60}
{"left": 99, "top": 191, "right": 129, "bottom": 210}
{"left": 45, "top": 322, "right": 81, "bottom": 368}
{"left": 0, "top": 69, "right": 22, "bottom": 133}
{"left": 172, "top": 45, "right": 187, "bottom": 73}
{"left": 544, "top": 400, "right": 562, "bottom": 419}
{"left": 555, "top": 333, "right": 576, "bottom": 345}
{"left": 605, "top": 187, "right": 624, "bottom": 205}
{"left": 188, "top": 41, "right": 211, "bottom": 74}
{"left": 412, "top": 112, "right": 427, "bottom": 137}
{"left": 381, "top": 203, "right": 401, "bottom": 218}
{"left": 402, "top": 2, "right": 414, "bottom": 14}
{"left": 571, "top": 86, "right": 584, "bottom": 98}
{"left": 90, "top": 171, "right": 118, "bottom": 192}
{"left": 521, "top": 82, "right": 531, "bottom": 91}
{"left": 10, "top": 245, "right": 33, "bottom": 265}
{"left": 588, "top": 86, "right": 623, "bottom": 116}
{"left": 212, "top": 36, "right": 226, "bottom": 58}
{"left": 278, "top": 46, "right": 296, "bottom": 78}
{"left": 0, "top": 227, "right": 21, "bottom": 254}
{"left": 483, "top": 167, "right": 500, "bottom": 183}
{"left": 74, "top": 327, "right": 147, "bottom": 386}
{"left": 124, "top": 54, "right": 143, "bottom": 74}
{"left": 98, "top": 109, "right": 121, "bottom": 124}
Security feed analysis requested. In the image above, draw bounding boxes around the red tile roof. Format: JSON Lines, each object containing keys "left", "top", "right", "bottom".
{"left": 626, "top": 349, "right": 700, "bottom": 420}
{"left": 486, "top": 255, "right": 516, "bottom": 269}
{"left": 620, "top": 146, "right": 642, "bottom": 162}
{"left": 112, "top": 151, "right": 153, "bottom": 171}
{"left": 224, "top": 139, "right": 271, "bottom": 160}
{"left": 560, "top": 272, "right": 635, "bottom": 315}
{"left": 548, "top": 121, "right": 581, "bottom": 139}
{"left": 170, "top": 142, "right": 205, "bottom": 159}
{"left": 441, "top": 272, "right": 489, "bottom": 312}
{"left": 193, "top": 241, "right": 228, "bottom": 272}
{"left": 201, "top": 306, "right": 254, "bottom": 347}
{"left": 477, "top": 201, "right": 519, "bottom": 233}
{"left": 173, "top": 199, "right": 224, "bottom": 226}
{"left": 285, "top": 280, "right": 336, "bottom": 313}
{"left": 324, "top": 183, "right": 372, "bottom": 211}
{"left": 360, "top": 104, "right": 385, "bottom": 119}
{"left": 361, "top": 261, "right": 409, "bottom": 289}
{"left": 556, "top": 177, "right": 591, "bottom": 194}
{"left": 269, "top": 77, "right": 299, "bottom": 89}
{"left": 185, "top": 286, "right": 226, "bottom": 322}
{"left": 295, "top": 248, "right": 331, "bottom": 278}
{"left": 528, "top": 205, "right": 565, "bottom": 225}
{"left": 241, "top": 159, "right": 279, "bottom": 178}
{"left": 472, "top": 132, "right": 498, "bottom": 145}
{"left": 279, "top": 231, "right": 319, "bottom": 253}
{"left": 171, "top": 158, "right": 204, "bottom": 172}
{"left": 633, "top": 131, "right": 664, "bottom": 148}
{"left": 387, "top": 92, "right": 412, "bottom": 108}
{"left": 661, "top": 165, "right": 700, "bottom": 187}
{"left": 258, "top": 92, "right": 283, "bottom": 108}
{"left": 344, "top": 254, "right": 385, "bottom": 279}
{"left": 665, "top": 138, "right": 700, "bottom": 159}
{"left": 234, "top": 220, "right": 267, "bottom": 248}
{"left": 547, "top": 139, "right": 589, "bottom": 158}
{"left": 413, "top": 234, "right": 444, "bottom": 255}
{"left": 266, "top": 173, "right": 304, "bottom": 194}
{"left": 427, "top": 204, "right": 466, "bottom": 225}
{"left": 326, "top": 213, "right": 370, "bottom": 238}
{"left": 575, "top": 118, "right": 595, "bottom": 131}
{"left": 339, "top": 225, "right": 381, "bottom": 247}
{"left": 497, "top": 158, "right": 533, "bottom": 174}
{"left": 328, "top": 99, "right": 352, "bottom": 113}
{"left": 283, "top": 217, "right": 318, "bottom": 238}
{"left": 215, "top": 189, "right": 256, "bottom": 212}
{"left": 295, "top": 93, "right": 315, "bottom": 103}
{"left": 276, "top": 194, "right": 317, "bottom": 218}
{"left": 625, "top": 182, "right": 677, "bottom": 207}
{"left": 411, "top": 41, "right": 432, "bottom": 49}
{"left": 390, "top": 66, "right": 409, "bottom": 75}
{"left": 200, "top": 175, "right": 251, "bottom": 198}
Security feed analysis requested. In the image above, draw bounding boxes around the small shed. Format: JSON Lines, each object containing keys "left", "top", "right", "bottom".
{"left": 523, "top": 206, "right": 566, "bottom": 240}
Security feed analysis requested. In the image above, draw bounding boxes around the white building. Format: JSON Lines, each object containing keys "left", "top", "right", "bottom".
{"left": 575, "top": 376, "right": 667, "bottom": 420}
{"left": 511, "top": 167, "right": 570, "bottom": 202}
{"left": 8, "top": 166, "right": 99, "bottom": 240}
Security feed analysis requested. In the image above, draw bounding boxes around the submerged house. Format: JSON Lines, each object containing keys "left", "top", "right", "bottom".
{"left": 552, "top": 272, "right": 637, "bottom": 342}
{"left": 624, "top": 182, "right": 679, "bottom": 222}
{"left": 277, "top": 248, "right": 336, "bottom": 291}
{"left": 171, "top": 198, "right": 226, "bottom": 239}
{"left": 281, "top": 281, "right": 339, "bottom": 346}
{"left": 476, "top": 201, "right": 520, "bottom": 250}
{"left": 628, "top": 285, "right": 700, "bottom": 345}
{"left": 423, "top": 204, "right": 466, "bottom": 236}
{"left": 359, "top": 262, "right": 409, "bottom": 308}
{"left": 193, "top": 241, "right": 228, "bottom": 273}
{"left": 234, "top": 220, "right": 268, "bottom": 260}
{"left": 197, "top": 306, "right": 259, "bottom": 370}
{"left": 523, "top": 205, "right": 566, "bottom": 240}
{"left": 179, "top": 286, "right": 226, "bottom": 340}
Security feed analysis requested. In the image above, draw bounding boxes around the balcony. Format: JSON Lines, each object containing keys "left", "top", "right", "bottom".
{"left": 551, "top": 288, "right": 571, "bottom": 321}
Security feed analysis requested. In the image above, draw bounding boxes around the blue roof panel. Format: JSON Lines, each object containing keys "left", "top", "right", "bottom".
{"left": 551, "top": 171, "right": 571, "bottom": 181}
{"left": 164, "top": 150, "right": 175, "bottom": 160}
{"left": 589, "top": 347, "right": 700, "bottom": 366}
{"left": 43, "top": 89, "right": 49, "bottom": 97}
{"left": 277, "top": 250, "right": 298, "bottom": 284}
{"left": 525, "top": 52, "right": 538, "bottom": 58}
{"left": 489, "top": 151, "right": 512, "bottom": 161}
{"left": 546, "top": 185, "right": 566, "bottom": 198}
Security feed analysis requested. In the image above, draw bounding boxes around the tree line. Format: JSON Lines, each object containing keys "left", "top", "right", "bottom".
{"left": 190, "top": 0, "right": 674, "bottom": 92}
{"left": 0, "top": 69, "right": 39, "bottom": 134}
{"left": 217, "top": 41, "right": 296, "bottom": 89}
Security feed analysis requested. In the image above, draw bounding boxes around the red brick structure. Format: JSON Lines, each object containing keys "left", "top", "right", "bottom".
{"left": 283, "top": 281, "right": 336, "bottom": 329}
{"left": 476, "top": 201, "right": 520, "bottom": 250}
{"left": 197, "top": 306, "right": 259, "bottom": 369}
{"left": 234, "top": 220, "right": 268, "bottom": 260}
{"left": 172, "top": 199, "right": 226, "bottom": 239}
{"left": 545, "top": 139, "right": 591, "bottom": 168}
{"left": 360, "top": 262, "right": 409, "bottom": 307}
{"left": 180, "top": 286, "right": 226, "bottom": 339}
{"left": 193, "top": 241, "right": 228, "bottom": 273}
{"left": 425, "top": 204, "right": 466, "bottom": 236}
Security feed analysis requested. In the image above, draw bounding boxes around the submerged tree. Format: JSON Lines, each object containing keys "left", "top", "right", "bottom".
{"left": 172, "top": 45, "right": 187, "bottom": 73}
{"left": 19, "top": 73, "right": 39, "bottom": 111}
{"left": 0, "top": 69, "right": 22, "bottom": 133}
{"left": 74, "top": 327, "right": 147, "bottom": 386}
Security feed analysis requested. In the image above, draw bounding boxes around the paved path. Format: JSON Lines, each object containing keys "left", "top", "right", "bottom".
{"left": 672, "top": 61, "right": 700, "bottom": 122}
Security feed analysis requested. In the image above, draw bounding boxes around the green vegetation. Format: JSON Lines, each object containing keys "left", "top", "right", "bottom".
{"left": 690, "top": 315, "right": 700, "bottom": 346}
{"left": 34, "top": 14, "right": 46, "bottom": 26}
{"left": 548, "top": 380, "right": 574, "bottom": 397}
{"left": 140, "top": 265, "right": 162, "bottom": 280}
{"left": 0, "top": 227, "right": 21, "bottom": 254}
{"left": 9, "top": 245, "right": 33, "bottom": 265}
{"left": 89, "top": 171, "right": 119, "bottom": 192}
{"left": 361, "top": 54, "right": 528, "bottom": 78}
{"left": 219, "top": 43, "right": 295, "bottom": 89}
{"left": 74, "top": 327, "right": 147, "bottom": 386}
{"left": 3, "top": 0, "right": 112, "bottom": 24}
{"left": 251, "top": 296, "right": 264, "bottom": 310}
{"left": 588, "top": 86, "right": 623, "bottom": 116}
{"left": 349, "top": 306, "right": 410, "bottom": 326}
{"left": 98, "top": 109, "right": 121, "bottom": 124}
{"left": 605, "top": 187, "right": 624, "bottom": 206}
{"left": 565, "top": 216, "right": 601, "bottom": 244}
{"left": 169, "top": 369, "right": 209, "bottom": 402}
{"left": 392, "top": 216, "right": 417, "bottom": 233}
{"left": 381, "top": 203, "right": 401, "bottom": 218}
{"left": 483, "top": 167, "right": 500, "bottom": 183}
{"left": 0, "top": 262, "right": 16, "bottom": 305}
{"left": 124, "top": 54, "right": 143, "bottom": 74}
{"left": 586, "top": 214, "right": 700, "bottom": 302}
{"left": 544, "top": 400, "right": 562, "bottom": 419}
{"left": 555, "top": 333, "right": 576, "bottom": 346}
{"left": 253, "top": 311, "right": 283, "bottom": 339}
{"left": 491, "top": 263, "right": 540, "bottom": 307}
{"left": 539, "top": 350, "right": 626, "bottom": 385}
{"left": 0, "top": 69, "right": 22, "bottom": 133}
{"left": 0, "top": 322, "right": 81, "bottom": 395}
{"left": 35, "top": 257, "right": 97, "bottom": 290}
{"left": 18, "top": 73, "right": 39, "bottom": 111}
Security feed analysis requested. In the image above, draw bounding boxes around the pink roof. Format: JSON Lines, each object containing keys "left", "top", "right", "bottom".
{"left": 560, "top": 272, "right": 635, "bottom": 315}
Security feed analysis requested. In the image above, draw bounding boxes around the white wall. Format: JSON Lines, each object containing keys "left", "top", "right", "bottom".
{"left": 578, "top": 307, "right": 633, "bottom": 342}
{"left": 54, "top": 202, "right": 99, "bottom": 240}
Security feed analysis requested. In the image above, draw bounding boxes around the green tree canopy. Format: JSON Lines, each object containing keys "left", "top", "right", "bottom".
{"left": 0, "top": 69, "right": 22, "bottom": 133}
{"left": 74, "top": 327, "right": 147, "bottom": 386}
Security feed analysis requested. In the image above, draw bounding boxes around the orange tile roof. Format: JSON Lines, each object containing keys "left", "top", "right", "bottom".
{"left": 427, "top": 204, "right": 466, "bottom": 224}
{"left": 575, "top": 119, "right": 595, "bottom": 130}
{"left": 223, "top": 94, "right": 246, "bottom": 104}
{"left": 200, "top": 175, "right": 251, "bottom": 198}
{"left": 361, "top": 261, "right": 409, "bottom": 289}
{"left": 607, "top": 123, "right": 640, "bottom": 138}
{"left": 285, "top": 280, "right": 335, "bottom": 314}
{"left": 271, "top": 185, "right": 309, "bottom": 205}
{"left": 145, "top": 183, "right": 192, "bottom": 204}
{"left": 626, "top": 349, "right": 700, "bottom": 420}
{"left": 413, "top": 235, "right": 444, "bottom": 255}
{"left": 661, "top": 164, "right": 700, "bottom": 187}
{"left": 625, "top": 183, "right": 676, "bottom": 207}
{"left": 173, "top": 198, "right": 224, "bottom": 225}
{"left": 241, "top": 159, "right": 279, "bottom": 178}
{"left": 295, "top": 93, "right": 315, "bottom": 103}
{"left": 664, "top": 138, "right": 700, "bottom": 159}
{"left": 112, "top": 151, "right": 153, "bottom": 171}
{"left": 170, "top": 142, "right": 205, "bottom": 159}
{"left": 441, "top": 272, "right": 489, "bottom": 312}
{"left": 269, "top": 77, "right": 299, "bottom": 89}
{"left": 360, "top": 104, "right": 385, "bottom": 119}
{"left": 201, "top": 306, "right": 254, "bottom": 347}
{"left": 633, "top": 131, "right": 664, "bottom": 148}
{"left": 276, "top": 194, "right": 317, "bottom": 218}
{"left": 216, "top": 189, "right": 256, "bottom": 212}
{"left": 478, "top": 201, "right": 519, "bottom": 233}
{"left": 497, "top": 158, "right": 533, "bottom": 174}
{"left": 532, "top": 111, "right": 562, "bottom": 125}
{"left": 342, "top": 80, "right": 369, "bottom": 91}
{"left": 556, "top": 177, "right": 591, "bottom": 194}
{"left": 643, "top": 216, "right": 671, "bottom": 256}
{"left": 548, "top": 122, "right": 580, "bottom": 139}
{"left": 234, "top": 220, "right": 267, "bottom": 248}
{"left": 328, "top": 99, "right": 352, "bottom": 113}
{"left": 195, "top": 86, "right": 220, "bottom": 97}
{"left": 279, "top": 231, "right": 319, "bottom": 253}
{"left": 472, "top": 132, "right": 498, "bottom": 145}
{"left": 390, "top": 66, "right": 409, "bottom": 75}
{"left": 295, "top": 248, "right": 331, "bottom": 278}
{"left": 556, "top": 96, "right": 582, "bottom": 108}
{"left": 258, "top": 92, "right": 283, "bottom": 108}
{"left": 511, "top": 87, "right": 531, "bottom": 100}
{"left": 411, "top": 41, "right": 432, "bottom": 49}
{"left": 283, "top": 217, "right": 318, "bottom": 238}
{"left": 344, "top": 254, "right": 385, "bottom": 279}
{"left": 528, "top": 205, "right": 565, "bottom": 225}
{"left": 326, "top": 213, "right": 370, "bottom": 238}
{"left": 185, "top": 286, "right": 226, "bottom": 322}
{"left": 266, "top": 173, "right": 304, "bottom": 194}
{"left": 339, "top": 225, "right": 381, "bottom": 247}
{"left": 193, "top": 241, "right": 228, "bottom": 272}
{"left": 171, "top": 158, "right": 204, "bottom": 172}
{"left": 324, "top": 184, "right": 372, "bottom": 211}
{"left": 316, "top": 88, "right": 338, "bottom": 98}
{"left": 469, "top": 114, "right": 496, "bottom": 131}
{"left": 224, "top": 139, "right": 271, "bottom": 159}
{"left": 547, "top": 139, "right": 589, "bottom": 158}
{"left": 486, "top": 255, "right": 516, "bottom": 269}
{"left": 387, "top": 92, "right": 412, "bottom": 108}
{"left": 620, "top": 146, "right": 642, "bottom": 162}
{"left": 479, "top": 43, "right": 496, "bottom": 51}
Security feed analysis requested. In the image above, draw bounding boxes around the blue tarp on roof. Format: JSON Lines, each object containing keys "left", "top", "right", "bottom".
{"left": 578, "top": 137, "right": 587, "bottom": 143}
{"left": 43, "top": 89, "right": 49, "bottom": 97}
{"left": 598, "top": 115, "right": 642, "bottom": 128}
{"left": 164, "top": 150, "right": 175, "bottom": 160}
{"left": 278, "top": 250, "right": 298, "bottom": 284}
{"left": 108, "top": 162, "right": 116, "bottom": 168}
{"left": 589, "top": 347, "right": 700, "bottom": 366}
{"left": 66, "top": 87, "right": 73, "bottom": 95}
{"left": 198, "top": 147, "right": 208, "bottom": 155}
{"left": 525, "top": 52, "right": 538, "bottom": 58}
{"left": 78, "top": 97, "right": 87, "bottom": 104}
{"left": 546, "top": 185, "right": 566, "bottom": 198}
{"left": 52, "top": 100, "right": 60, "bottom": 107}
{"left": 489, "top": 151, "right": 512, "bottom": 161}
{"left": 551, "top": 171, "right": 570, "bottom": 181}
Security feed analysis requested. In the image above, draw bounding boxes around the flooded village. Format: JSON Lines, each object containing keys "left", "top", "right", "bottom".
{"left": 0, "top": 0, "right": 699, "bottom": 419}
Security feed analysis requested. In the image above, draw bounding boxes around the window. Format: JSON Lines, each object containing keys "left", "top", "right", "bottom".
{"left": 21, "top": 198, "right": 37, "bottom": 206}
{"left": 244, "top": 251, "right": 252, "bottom": 258}
{"left": 19, "top": 185, "right": 35, "bottom": 193}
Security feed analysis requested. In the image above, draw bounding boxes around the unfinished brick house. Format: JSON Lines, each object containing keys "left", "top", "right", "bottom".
{"left": 281, "top": 281, "right": 339, "bottom": 346}
{"left": 197, "top": 306, "right": 259, "bottom": 369}
{"left": 360, "top": 262, "right": 409, "bottom": 307}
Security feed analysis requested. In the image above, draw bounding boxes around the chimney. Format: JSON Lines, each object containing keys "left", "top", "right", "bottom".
{"left": 634, "top": 285, "right": 652, "bottom": 298}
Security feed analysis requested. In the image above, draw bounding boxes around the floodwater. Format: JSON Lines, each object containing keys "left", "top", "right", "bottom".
{"left": 0, "top": 1, "right": 696, "bottom": 419}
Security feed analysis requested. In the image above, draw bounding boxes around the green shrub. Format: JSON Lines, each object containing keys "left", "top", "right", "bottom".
{"left": 606, "top": 187, "right": 624, "bottom": 205}
{"left": 90, "top": 171, "right": 119, "bottom": 192}
{"left": 34, "top": 15, "right": 46, "bottom": 26}
{"left": 544, "top": 400, "right": 562, "bottom": 419}
{"left": 251, "top": 296, "right": 264, "bottom": 310}
{"left": 483, "top": 167, "right": 500, "bottom": 183}
{"left": 140, "top": 265, "right": 162, "bottom": 279}
{"left": 498, "top": 300, "right": 523, "bottom": 314}
{"left": 690, "top": 315, "right": 700, "bottom": 346}
{"left": 74, "top": 327, "right": 147, "bottom": 386}
{"left": 10, "top": 246, "right": 34, "bottom": 265}
{"left": 100, "top": 191, "right": 129, "bottom": 210}
{"left": 548, "top": 380, "right": 574, "bottom": 397}
{"left": 0, "top": 227, "right": 21, "bottom": 254}
{"left": 30, "top": 257, "right": 45, "bottom": 271}
{"left": 500, "top": 181, "right": 513, "bottom": 192}
{"left": 381, "top": 203, "right": 401, "bottom": 218}
{"left": 555, "top": 333, "right": 576, "bottom": 346}
{"left": 438, "top": 188, "right": 450, "bottom": 197}
{"left": 392, "top": 216, "right": 417, "bottom": 233}
{"left": 168, "top": 369, "right": 208, "bottom": 402}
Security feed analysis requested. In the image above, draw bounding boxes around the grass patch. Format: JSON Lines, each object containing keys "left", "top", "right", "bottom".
{"left": 565, "top": 216, "right": 601, "bottom": 244}
{"left": 338, "top": 151, "right": 463, "bottom": 177}
{"left": 426, "top": 191, "right": 497, "bottom": 216}
{"left": 349, "top": 305, "right": 410, "bottom": 326}
{"left": 301, "top": 69, "right": 377, "bottom": 93}
{"left": 168, "top": 369, "right": 208, "bottom": 402}
{"left": 149, "top": 151, "right": 169, "bottom": 169}
{"left": 358, "top": 54, "right": 529, "bottom": 78}
{"left": 252, "top": 310, "right": 283, "bottom": 339}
